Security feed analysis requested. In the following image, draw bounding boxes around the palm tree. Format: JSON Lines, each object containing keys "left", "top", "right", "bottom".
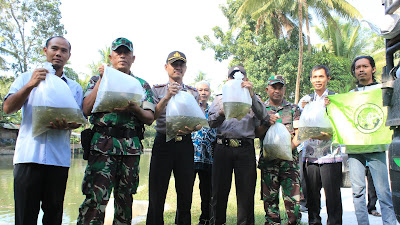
{"left": 236, "top": 0, "right": 297, "bottom": 39}
{"left": 296, "top": 0, "right": 304, "bottom": 104}
{"left": 88, "top": 46, "right": 111, "bottom": 76}
{"left": 314, "top": 18, "right": 371, "bottom": 60}
{"left": 235, "top": 0, "right": 361, "bottom": 103}
{"left": 236, "top": 0, "right": 360, "bottom": 46}
{"left": 305, "top": 0, "right": 361, "bottom": 51}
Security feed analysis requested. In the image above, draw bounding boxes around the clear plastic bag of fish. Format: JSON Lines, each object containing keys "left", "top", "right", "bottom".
{"left": 222, "top": 72, "right": 251, "bottom": 120}
{"left": 298, "top": 101, "right": 333, "bottom": 142}
{"left": 166, "top": 90, "right": 209, "bottom": 142}
{"left": 31, "top": 62, "right": 86, "bottom": 137}
{"left": 92, "top": 65, "right": 145, "bottom": 113}
{"left": 263, "top": 122, "right": 292, "bottom": 161}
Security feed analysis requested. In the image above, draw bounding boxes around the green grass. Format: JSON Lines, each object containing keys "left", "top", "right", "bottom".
{"left": 134, "top": 170, "right": 306, "bottom": 225}
{"left": 133, "top": 146, "right": 307, "bottom": 225}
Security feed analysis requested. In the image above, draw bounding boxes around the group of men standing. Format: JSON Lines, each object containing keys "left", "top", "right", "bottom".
{"left": 2, "top": 35, "right": 398, "bottom": 225}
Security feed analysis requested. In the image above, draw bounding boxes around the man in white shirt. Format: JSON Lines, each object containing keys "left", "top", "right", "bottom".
{"left": 3, "top": 36, "right": 83, "bottom": 225}
{"left": 299, "top": 65, "right": 343, "bottom": 225}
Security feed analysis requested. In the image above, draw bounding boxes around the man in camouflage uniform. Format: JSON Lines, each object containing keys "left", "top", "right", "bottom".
{"left": 146, "top": 51, "right": 199, "bottom": 225}
{"left": 256, "top": 75, "right": 301, "bottom": 225}
{"left": 77, "top": 37, "right": 155, "bottom": 225}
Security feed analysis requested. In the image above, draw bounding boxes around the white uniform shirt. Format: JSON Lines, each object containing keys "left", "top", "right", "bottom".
{"left": 5, "top": 71, "right": 83, "bottom": 167}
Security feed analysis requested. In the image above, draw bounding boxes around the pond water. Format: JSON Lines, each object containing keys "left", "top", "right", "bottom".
{"left": 0, "top": 152, "right": 151, "bottom": 224}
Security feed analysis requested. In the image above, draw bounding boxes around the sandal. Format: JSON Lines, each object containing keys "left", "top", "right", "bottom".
{"left": 369, "top": 210, "right": 382, "bottom": 217}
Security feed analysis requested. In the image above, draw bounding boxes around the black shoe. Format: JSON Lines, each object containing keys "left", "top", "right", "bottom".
{"left": 198, "top": 220, "right": 211, "bottom": 225}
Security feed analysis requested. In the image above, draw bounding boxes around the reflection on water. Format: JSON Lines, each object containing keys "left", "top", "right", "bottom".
{"left": 0, "top": 152, "right": 151, "bottom": 224}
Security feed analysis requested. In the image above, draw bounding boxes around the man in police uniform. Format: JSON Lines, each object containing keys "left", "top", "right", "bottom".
{"left": 77, "top": 37, "right": 155, "bottom": 224}
{"left": 208, "top": 66, "right": 269, "bottom": 225}
{"left": 256, "top": 75, "right": 301, "bottom": 225}
{"left": 146, "top": 51, "right": 199, "bottom": 225}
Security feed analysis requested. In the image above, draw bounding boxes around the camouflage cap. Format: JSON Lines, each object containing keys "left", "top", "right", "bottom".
{"left": 166, "top": 51, "right": 187, "bottom": 64}
{"left": 111, "top": 37, "right": 133, "bottom": 52}
{"left": 268, "top": 75, "right": 286, "bottom": 85}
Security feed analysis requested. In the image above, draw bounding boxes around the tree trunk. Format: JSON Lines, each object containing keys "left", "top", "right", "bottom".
{"left": 304, "top": 1, "right": 311, "bottom": 52}
{"left": 295, "top": 0, "right": 304, "bottom": 104}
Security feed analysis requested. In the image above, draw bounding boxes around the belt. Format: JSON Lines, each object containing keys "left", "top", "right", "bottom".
{"left": 216, "top": 137, "right": 253, "bottom": 147}
{"left": 156, "top": 132, "right": 191, "bottom": 142}
{"left": 174, "top": 136, "right": 184, "bottom": 142}
{"left": 93, "top": 126, "right": 137, "bottom": 138}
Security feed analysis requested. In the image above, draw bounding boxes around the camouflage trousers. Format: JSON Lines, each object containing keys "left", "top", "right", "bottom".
{"left": 260, "top": 154, "right": 301, "bottom": 225}
{"left": 77, "top": 151, "right": 140, "bottom": 225}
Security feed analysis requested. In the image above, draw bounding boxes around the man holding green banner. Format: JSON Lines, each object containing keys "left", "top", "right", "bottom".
{"left": 327, "top": 56, "right": 396, "bottom": 225}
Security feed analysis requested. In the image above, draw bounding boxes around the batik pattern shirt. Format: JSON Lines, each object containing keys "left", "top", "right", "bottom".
{"left": 192, "top": 103, "right": 217, "bottom": 171}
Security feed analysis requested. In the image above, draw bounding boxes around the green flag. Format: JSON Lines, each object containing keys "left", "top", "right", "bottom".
{"left": 327, "top": 88, "right": 392, "bottom": 147}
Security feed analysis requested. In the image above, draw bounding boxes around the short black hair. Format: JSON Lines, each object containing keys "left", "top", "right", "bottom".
{"left": 310, "top": 65, "right": 330, "bottom": 78}
{"left": 45, "top": 36, "right": 71, "bottom": 51}
{"left": 351, "top": 55, "right": 376, "bottom": 83}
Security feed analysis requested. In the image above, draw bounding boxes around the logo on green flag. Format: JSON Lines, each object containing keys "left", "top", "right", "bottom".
{"left": 354, "top": 103, "right": 384, "bottom": 134}
{"left": 327, "top": 87, "right": 392, "bottom": 149}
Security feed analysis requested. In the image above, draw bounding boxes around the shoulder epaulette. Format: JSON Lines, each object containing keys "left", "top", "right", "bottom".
{"left": 216, "top": 93, "right": 222, "bottom": 96}
{"left": 153, "top": 83, "right": 167, "bottom": 88}
{"left": 186, "top": 85, "right": 197, "bottom": 91}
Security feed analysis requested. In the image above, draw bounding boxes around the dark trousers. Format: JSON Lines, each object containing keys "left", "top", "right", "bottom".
{"left": 305, "top": 162, "right": 343, "bottom": 225}
{"left": 146, "top": 133, "right": 194, "bottom": 225}
{"left": 14, "top": 163, "right": 69, "bottom": 225}
{"left": 195, "top": 169, "right": 212, "bottom": 224}
{"left": 366, "top": 166, "right": 378, "bottom": 213}
{"left": 299, "top": 150, "right": 307, "bottom": 207}
{"left": 210, "top": 142, "right": 256, "bottom": 225}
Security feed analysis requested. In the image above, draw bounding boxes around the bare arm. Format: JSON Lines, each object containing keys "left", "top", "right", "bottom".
{"left": 82, "top": 66, "right": 105, "bottom": 116}
{"left": 255, "top": 114, "right": 279, "bottom": 137}
{"left": 134, "top": 108, "right": 154, "bottom": 126}
{"left": 3, "top": 68, "right": 47, "bottom": 114}
{"left": 291, "top": 129, "right": 300, "bottom": 150}
{"left": 82, "top": 79, "right": 101, "bottom": 116}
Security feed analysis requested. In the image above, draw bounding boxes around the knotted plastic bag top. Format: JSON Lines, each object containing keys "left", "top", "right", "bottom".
{"left": 222, "top": 72, "right": 252, "bottom": 120}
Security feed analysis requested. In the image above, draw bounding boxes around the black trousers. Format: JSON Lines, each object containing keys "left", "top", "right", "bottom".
{"left": 304, "top": 162, "right": 343, "bottom": 225}
{"left": 299, "top": 150, "right": 307, "bottom": 207}
{"left": 146, "top": 133, "right": 194, "bottom": 225}
{"left": 210, "top": 142, "right": 256, "bottom": 225}
{"left": 195, "top": 169, "right": 212, "bottom": 224}
{"left": 366, "top": 166, "right": 378, "bottom": 213}
{"left": 14, "top": 163, "right": 69, "bottom": 225}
